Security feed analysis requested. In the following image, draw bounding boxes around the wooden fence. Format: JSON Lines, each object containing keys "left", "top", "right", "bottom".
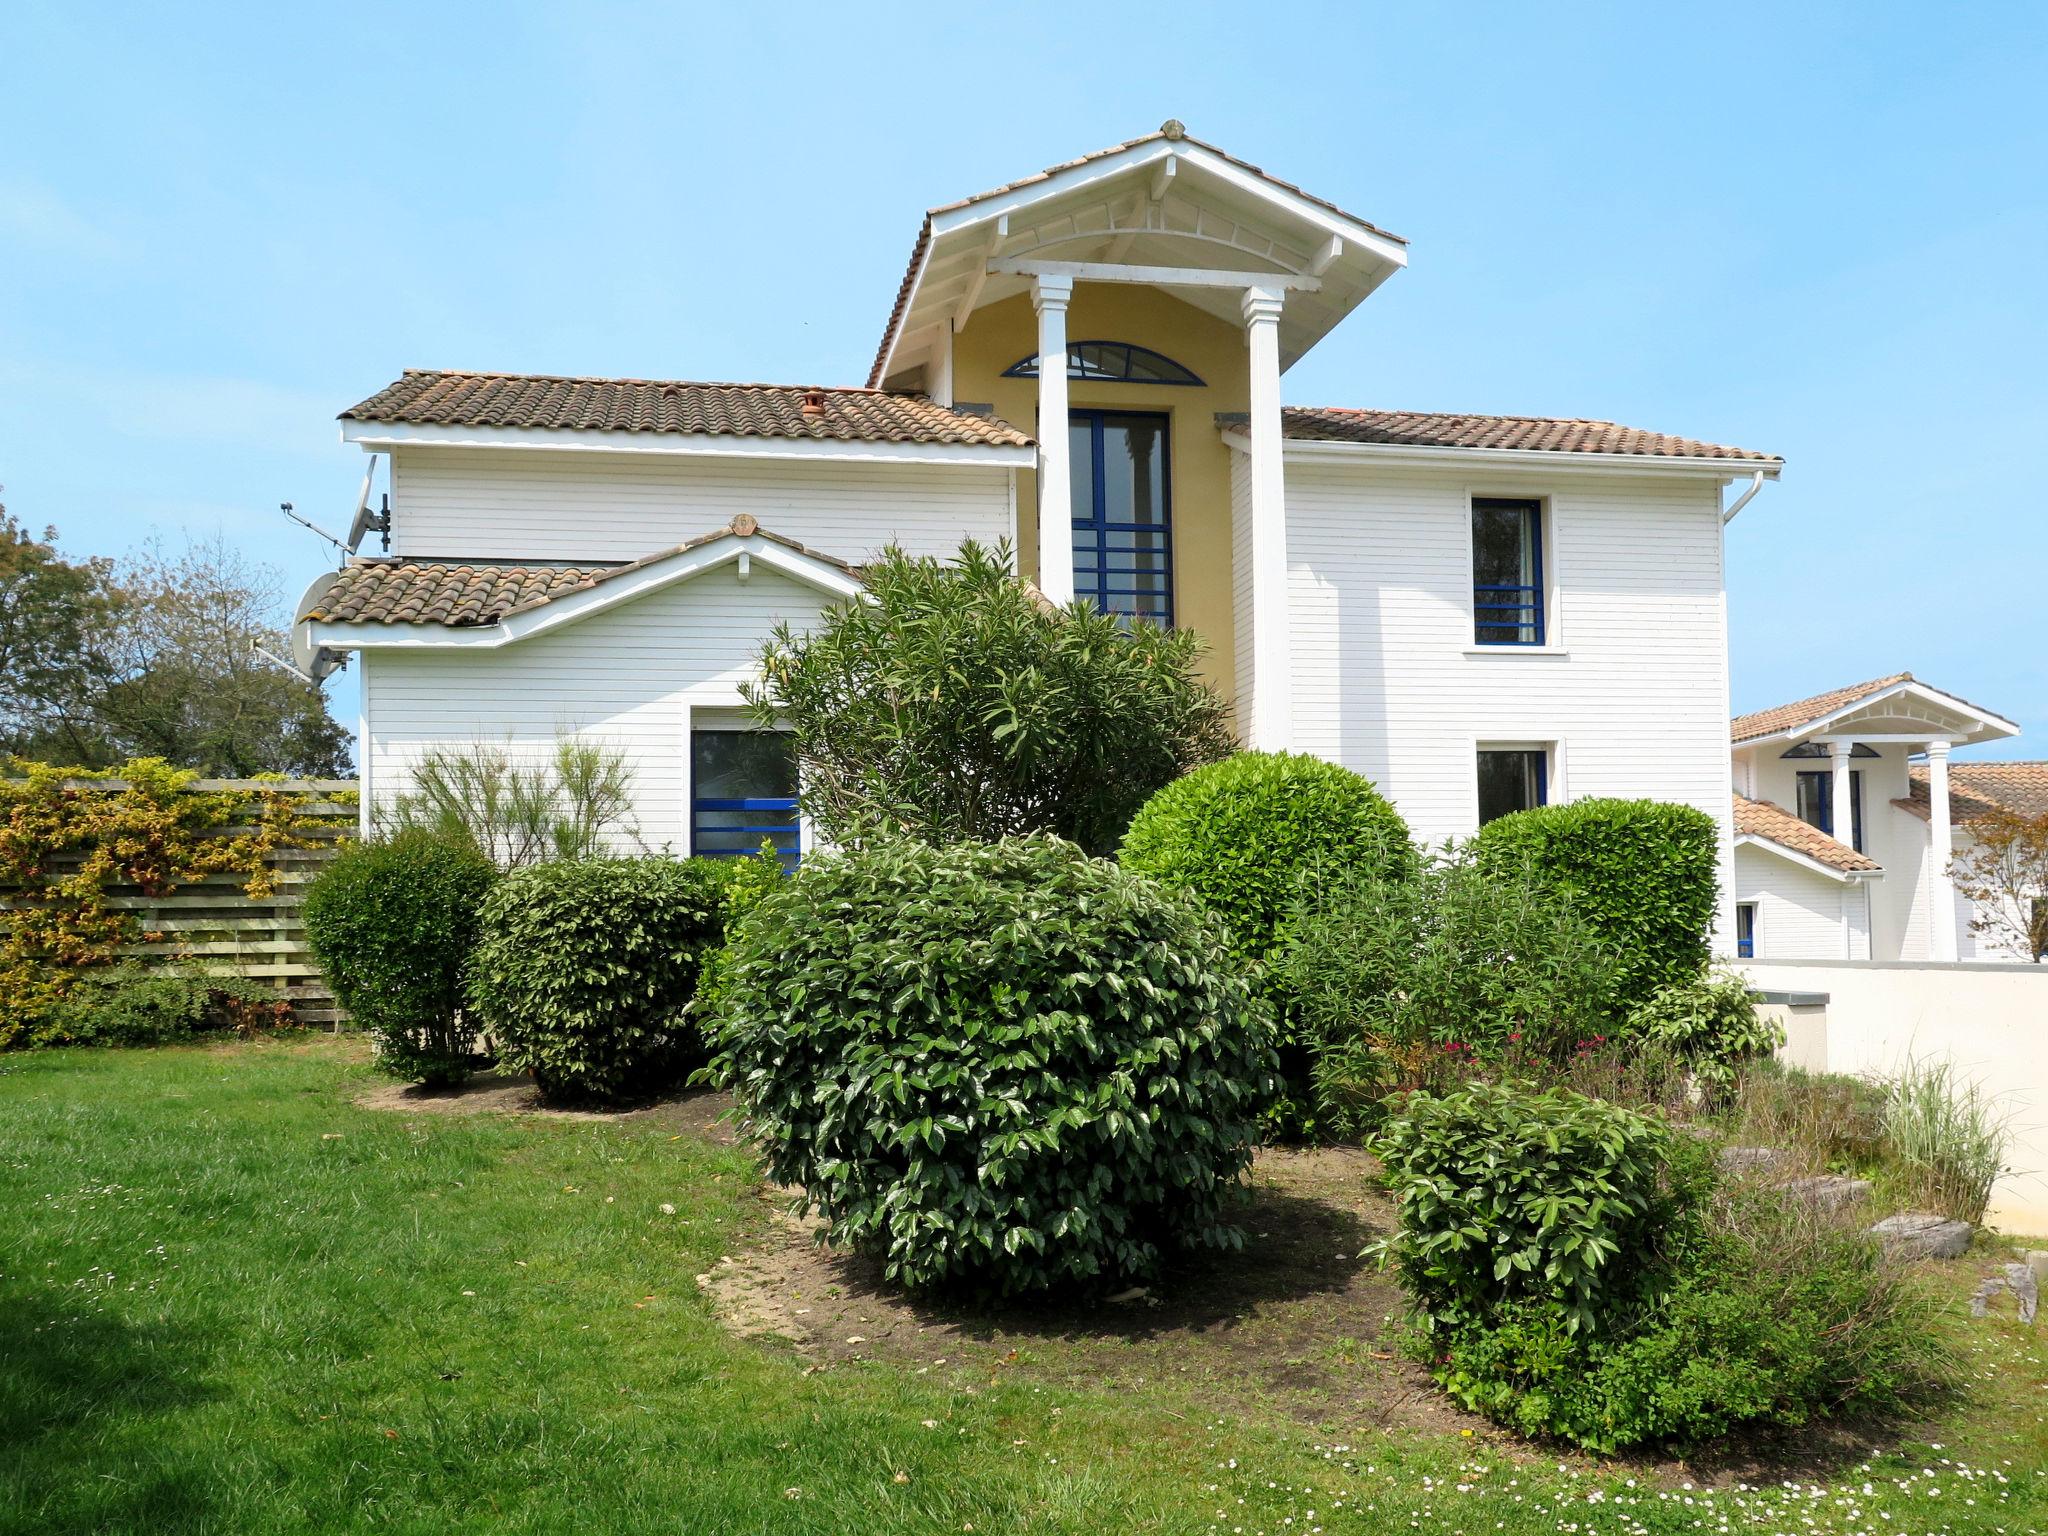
{"left": 5, "top": 778, "right": 359, "bottom": 1030}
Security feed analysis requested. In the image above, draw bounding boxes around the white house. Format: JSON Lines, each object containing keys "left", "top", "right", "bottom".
{"left": 294, "top": 122, "right": 1782, "bottom": 942}
{"left": 1729, "top": 673, "right": 2045, "bottom": 962}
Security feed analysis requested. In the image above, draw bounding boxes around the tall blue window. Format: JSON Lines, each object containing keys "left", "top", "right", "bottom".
{"left": 1070, "top": 410, "right": 1173, "bottom": 625}
{"left": 1472, "top": 497, "right": 1545, "bottom": 645}
{"left": 1004, "top": 341, "right": 1202, "bottom": 385}
{"left": 1736, "top": 903, "right": 1757, "bottom": 959}
{"left": 691, "top": 729, "right": 799, "bottom": 871}
{"left": 1795, "top": 769, "right": 1865, "bottom": 851}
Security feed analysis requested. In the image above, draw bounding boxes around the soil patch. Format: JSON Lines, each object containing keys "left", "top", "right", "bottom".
{"left": 699, "top": 1141, "right": 1474, "bottom": 1437}
{"left": 355, "top": 1072, "right": 737, "bottom": 1143}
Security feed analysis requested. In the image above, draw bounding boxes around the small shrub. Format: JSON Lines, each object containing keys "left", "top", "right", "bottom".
{"left": 1879, "top": 1056, "right": 2011, "bottom": 1225}
{"left": 45, "top": 963, "right": 290, "bottom": 1045}
{"left": 467, "top": 857, "right": 729, "bottom": 1105}
{"left": 747, "top": 540, "right": 1233, "bottom": 855}
{"left": 1632, "top": 968, "right": 1783, "bottom": 1101}
{"left": 1374, "top": 1082, "right": 1703, "bottom": 1337}
{"left": 1285, "top": 852, "right": 1621, "bottom": 1135}
{"left": 1471, "top": 798, "right": 1719, "bottom": 1012}
{"left": 708, "top": 836, "right": 1281, "bottom": 1297}
{"left": 385, "top": 738, "right": 641, "bottom": 868}
{"left": 302, "top": 830, "right": 498, "bottom": 1085}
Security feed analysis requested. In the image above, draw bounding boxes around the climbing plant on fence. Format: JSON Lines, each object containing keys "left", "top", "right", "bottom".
{"left": 0, "top": 758, "right": 351, "bottom": 1047}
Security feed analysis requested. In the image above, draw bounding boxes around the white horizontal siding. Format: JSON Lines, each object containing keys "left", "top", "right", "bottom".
{"left": 362, "top": 563, "right": 830, "bottom": 854}
{"left": 1735, "top": 844, "right": 1856, "bottom": 959}
{"left": 389, "top": 446, "right": 1012, "bottom": 565}
{"left": 1284, "top": 463, "right": 1733, "bottom": 859}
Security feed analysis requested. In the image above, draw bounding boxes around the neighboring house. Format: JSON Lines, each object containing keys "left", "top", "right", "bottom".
{"left": 293, "top": 122, "right": 1782, "bottom": 941}
{"left": 1729, "top": 673, "right": 2040, "bottom": 962}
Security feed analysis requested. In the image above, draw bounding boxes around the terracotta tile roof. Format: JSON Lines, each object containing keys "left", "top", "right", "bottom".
{"left": 1896, "top": 762, "right": 2048, "bottom": 824}
{"left": 1730, "top": 674, "right": 1915, "bottom": 744}
{"left": 1734, "top": 794, "right": 1882, "bottom": 874}
{"left": 1276, "top": 407, "right": 1779, "bottom": 463}
{"left": 303, "top": 518, "right": 859, "bottom": 628}
{"left": 341, "top": 370, "right": 1031, "bottom": 449}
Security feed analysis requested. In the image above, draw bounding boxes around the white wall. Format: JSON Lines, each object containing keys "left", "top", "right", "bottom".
{"left": 1734, "top": 844, "right": 1866, "bottom": 959}
{"left": 361, "top": 562, "right": 830, "bottom": 852}
{"left": 389, "top": 446, "right": 1014, "bottom": 565}
{"left": 1739, "top": 958, "right": 2048, "bottom": 1233}
{"left": 1282, "top": 461, "right": 1735, "bottom": 928}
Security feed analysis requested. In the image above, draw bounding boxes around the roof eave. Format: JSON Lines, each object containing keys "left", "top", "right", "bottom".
{"left": 338, "top": 418, "right": 1033, "bottom": 467}
{"left": 1735, "top": 832, "right": 1883, "bottom": 883}
{"left": 1223, "top": 428, "right": 1783, "bottom": 478}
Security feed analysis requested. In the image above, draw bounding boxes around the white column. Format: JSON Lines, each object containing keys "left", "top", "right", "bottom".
{"left": 1031, "top": 275, "right": 1075, "bottom": 605}
{"left": 1242, "top": 283, "right": 1292, "bottom": 752}
{"left": 1828, "top": 738, "right": 1854, "bottom": 847}
{"left": 1926, "top": 738, "right": 1958, "bottom": 961}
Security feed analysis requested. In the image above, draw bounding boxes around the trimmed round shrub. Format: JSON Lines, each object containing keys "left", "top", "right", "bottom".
{"left": 302, "top": 830, "right": 499, "bottom": 1085}
{"left": 1118, "top": 751, "right": 1413, "bottom": 978}
{"left": 708, "top": 836, "right": 1281, "bottom": 1297}
{"left": 1471, "top": 797, "right": 1719, "bottom": 1013}
{"left": 467, "top": 857, "right": 730, "bottom": 1105}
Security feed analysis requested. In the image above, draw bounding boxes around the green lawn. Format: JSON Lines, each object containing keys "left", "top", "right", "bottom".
{"left": 0, "top": 1039, "right": 2041, "bottom": 1535}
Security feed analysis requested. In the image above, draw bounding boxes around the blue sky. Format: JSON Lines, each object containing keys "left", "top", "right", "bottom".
{"left": 3, "top": 2, "right": 2042, "bottom": 762}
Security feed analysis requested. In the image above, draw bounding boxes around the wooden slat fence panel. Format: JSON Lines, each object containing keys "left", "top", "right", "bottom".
{"left": 1, "top": 778, "right": 359, "bottom": 1030}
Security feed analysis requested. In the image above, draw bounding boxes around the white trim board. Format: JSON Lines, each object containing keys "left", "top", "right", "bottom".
{"left": 340, "top": 419, "right": 1035, "bottom": 467}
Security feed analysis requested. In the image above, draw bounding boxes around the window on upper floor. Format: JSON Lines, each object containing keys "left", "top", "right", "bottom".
{"left": 1472, "top": 497, "right": 1545, "bottom": 645}
{"left": 1004, "top": 341, "right": 1204, "bottom": 386}
{"left": 1794, "top": 768, "right": 1865, "bottom": 851}
{"left": 1069, "top": 409, "right": 1173, "bottom": 626}
{"left": 1477, "top": 745, "right": 1549, "bottom": 825}
{"left": 690, "top": 728, "right": 800, "bottom": 872}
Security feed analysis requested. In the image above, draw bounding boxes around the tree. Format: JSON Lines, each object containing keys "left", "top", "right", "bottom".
{"left": 1951, "top": 809, "right": 2048, "bottom": 962}
{"left": 744, "top": 539, "right": 1233, "bottom": 855}
{"left": 95, "top": 535, "right": 352, "bottom": 778}
{"left": 0, "top": 504, "right": 122, "bottom": 763}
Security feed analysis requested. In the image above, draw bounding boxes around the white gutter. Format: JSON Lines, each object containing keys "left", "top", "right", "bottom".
{"left": 1221, "top": 428, "right": 1784, "bottom": 481}
{"left": 1722, "top": 469, "right": 1767, "bottom": 523}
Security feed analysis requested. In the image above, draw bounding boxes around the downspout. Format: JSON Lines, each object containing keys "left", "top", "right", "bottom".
{"left": 1721, "top": 469, "right": 1766, "bottom": 523}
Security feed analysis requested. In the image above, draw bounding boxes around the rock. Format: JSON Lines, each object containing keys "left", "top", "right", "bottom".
{"left": 1720, "top": 1146, "right": 1792, "bottom": 1174}
{"left": 1970, "top": 1263, "right": 2039, "bottom": 1324}
{"left": 1870, "top": 1211, "right": 1974, "bottom": 1260}
{"left": 1776, "top": 1175, "right": 1872, "bottom": 1212}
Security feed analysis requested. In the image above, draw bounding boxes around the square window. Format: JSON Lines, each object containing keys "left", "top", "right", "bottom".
{"left": 691, "top": 729, "right": 799, "bottom": 870}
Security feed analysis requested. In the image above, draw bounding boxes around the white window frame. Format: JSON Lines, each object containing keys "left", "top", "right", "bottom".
{"left": 1461, "top": 487, "right": 1565, "bottom": 656}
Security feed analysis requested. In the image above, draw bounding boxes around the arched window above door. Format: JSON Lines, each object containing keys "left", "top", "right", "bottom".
{"left": 1001, "top": 341, "right": 1203, "bottom": 386}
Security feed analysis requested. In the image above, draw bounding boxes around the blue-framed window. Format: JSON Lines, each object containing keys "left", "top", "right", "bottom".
{"left": 1736, "top": 902, "right": 1757, "bottom": 959}
{"left": 1477, "top": 747, "right": 1548, "bottom": 825}
{"left": 1472, "top": 497, "right": 1545, "bottom": 645}
{"left": 691, "top": 729, "right": 799, "bottom": 872}
{"left": 1004, "top": 341, "right": 1203, "bottom": 386}
{"left": 1070, "top": 409, "right": 1173, "bottom": 626}
{"left": 1795, "top": 769, "right": 1865, "bottom": 851}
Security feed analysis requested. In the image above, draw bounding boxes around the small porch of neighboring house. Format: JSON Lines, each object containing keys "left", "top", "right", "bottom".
{"left": 1729, "top": 673, "right": 2021, "bottom": 962}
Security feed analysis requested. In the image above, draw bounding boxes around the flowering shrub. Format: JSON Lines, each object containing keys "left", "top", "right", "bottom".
{"left": 0, "top": 757, "right": 340, "bottom": 1047}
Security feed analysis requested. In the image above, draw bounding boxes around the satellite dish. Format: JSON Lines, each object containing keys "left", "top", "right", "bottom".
{"left": 346, "top": 456, "right": 380, "bottom": 551}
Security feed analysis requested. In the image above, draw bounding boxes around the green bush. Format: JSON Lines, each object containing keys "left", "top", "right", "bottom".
{"left": 708, "top": 836, "right": 1281, "bottom": 1297}
{"left": 746, "top": 540, "right": 1233, "bottom": 855}
{"left": 1471, "top": 798, "right": 1719, "bottom": 1012}
{"left": 1120, "top": 752, "right": 1413, "bottom": 983}
{"left": 467, "top": 857, "right": 730, "bottom": 1105}
{"left": 302, "top": 831, "right": 498, "bottom": 1085}
{"left": 1285, "top": 852, "right": 1621, "bottom": 1132}
{"left": 1374, "top": 1081, "right": 1701, "bottom": 1338}
{"left": 1433, "top": 1188, "right": 1949, "bottom": 1451}
{"left": 46, "top": 963, "right": 288, "bottom": 1046}
{"left": 1632, "top": 968, "right": 1782, "bottom": 1101}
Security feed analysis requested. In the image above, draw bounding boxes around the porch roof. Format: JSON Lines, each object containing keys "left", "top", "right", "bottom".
{"left": 1733, "top": 793, "right": 1883, "bottom": 879}
{"left": 1732, "top": 673, "right": 2019, "bottom": 748}
{"left": 870, "top": 123, "right": 1409, "bottom": 388}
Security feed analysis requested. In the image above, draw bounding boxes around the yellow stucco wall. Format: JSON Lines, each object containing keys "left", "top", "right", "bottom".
{"left": 951, "top": 286, "right": 1247, "bottom": 691}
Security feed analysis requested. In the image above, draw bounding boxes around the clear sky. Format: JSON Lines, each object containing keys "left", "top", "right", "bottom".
{"left": 3, "top": 2, "right": 2042, "bottom": 762}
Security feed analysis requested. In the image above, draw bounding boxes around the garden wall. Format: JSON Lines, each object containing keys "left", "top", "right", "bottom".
{"left": 1738, "top": 957, "right": 2048, "bottom": 1233}
{"left": 1, "top": 777, "right": 358, "bottom": 1029}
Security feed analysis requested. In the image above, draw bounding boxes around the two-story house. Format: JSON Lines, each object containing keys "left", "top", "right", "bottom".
{"left": 293, "top": 123, "right": 1782, "bottom": 946}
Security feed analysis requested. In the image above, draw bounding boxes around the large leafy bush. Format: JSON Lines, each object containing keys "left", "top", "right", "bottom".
{"left": 302, "top": 830, "right": 498, "bottom": 1085}
{"left": 708, "top": 836, "right": 1280, "bottom": 1296}
{"left": 1120, "top": 751, "right": 1412, "bottom": 978}
{"left": 744, "top": 540, "right": 1233, "bottom": 855}
{"left": 1631, "top": 968, "right": 1782, "bottom": 1101}
{"left": 1285, "top": 851, "right": 1621, "bottom": 1131}
{"left": 1471, "top": 798, "right": 1719, "bottom": 1011}
{"left": 467, "top": 857, "right": 730, "bottom": 1105}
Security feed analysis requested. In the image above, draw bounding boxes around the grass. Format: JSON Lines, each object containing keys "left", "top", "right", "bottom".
{"left": 0, "top": 1038, "right": 2043, "bottom": 1535}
